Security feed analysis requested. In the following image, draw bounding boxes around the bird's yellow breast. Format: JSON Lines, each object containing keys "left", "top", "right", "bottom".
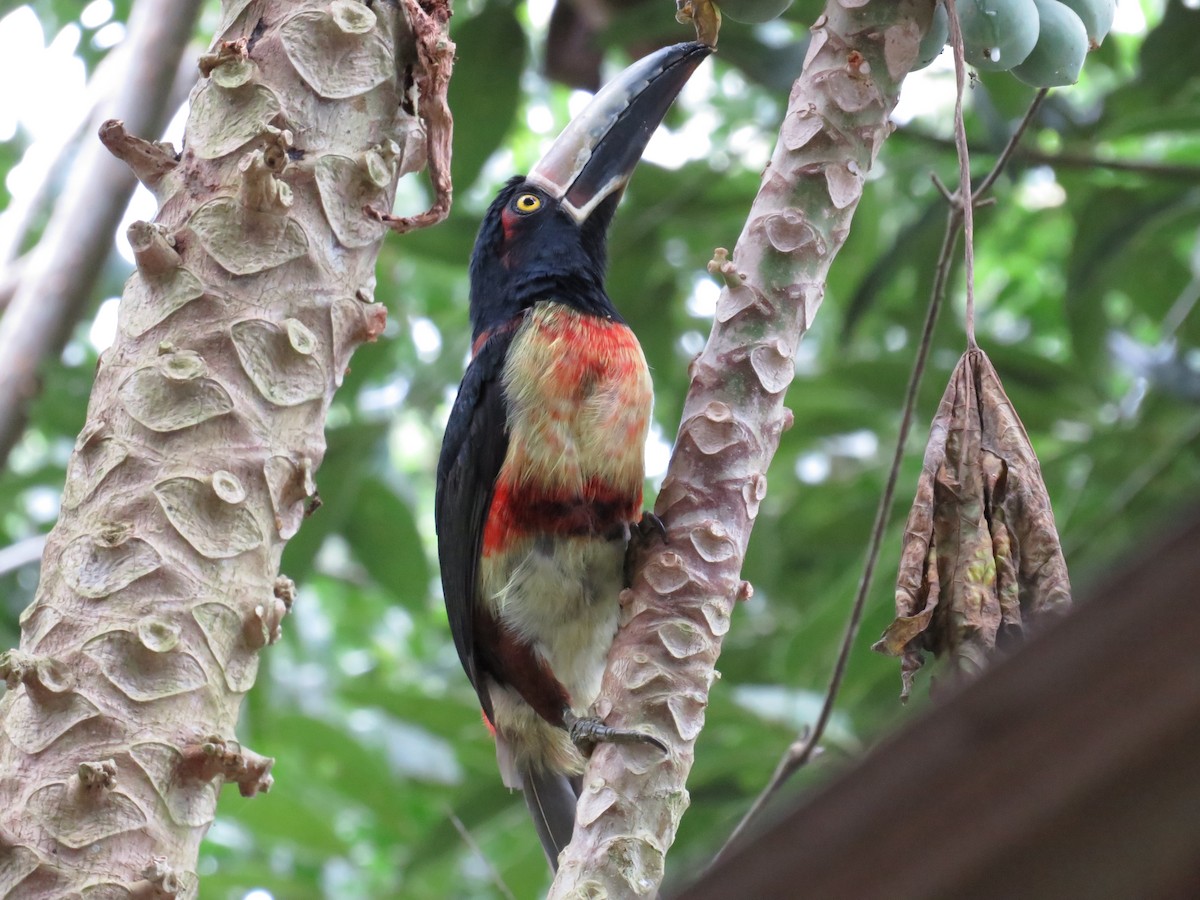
{"left": 482, "top": 302, "right": 652, "bottom": 554}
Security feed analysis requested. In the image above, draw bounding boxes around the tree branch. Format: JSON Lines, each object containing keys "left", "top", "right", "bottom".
{"left": 713, "top": 69, "right": 1051, "bottom": 867}
{"left": 0, "top": 0, "right": 204, "bottom": 470}
{"left": 548, "top": 1, "right": 937, "bottom": 894}
{"left": 0, "top": 0, "right": 448, "bottom": 891}
{"left": 901, "top": 129, "right": 1200, "bottom": 182}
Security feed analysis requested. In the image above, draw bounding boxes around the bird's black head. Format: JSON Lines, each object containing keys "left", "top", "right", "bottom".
{"left": 468, "top": 176, "right": 619, "bottom": 337}
{"left": 466, "top": 41, "right": 711, "bottom": 342}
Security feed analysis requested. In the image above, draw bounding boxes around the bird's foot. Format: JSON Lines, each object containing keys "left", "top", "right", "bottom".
{"left": 633, "top": 511, "right": 668, "bottom": 545}
{"left": 564, "top": 710, "right": 667, "bottom": 754}
{"left": 625, "top": 511, "right": 668, "bottom": 586}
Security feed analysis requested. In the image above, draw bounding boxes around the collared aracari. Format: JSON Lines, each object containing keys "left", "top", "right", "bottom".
{"left": 435, "top": 42, "right": 711, "bottom": 868}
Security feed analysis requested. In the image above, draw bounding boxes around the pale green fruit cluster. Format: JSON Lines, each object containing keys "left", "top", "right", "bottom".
{"left": 912, "top": 0, "right": 1115, "bottom": 87}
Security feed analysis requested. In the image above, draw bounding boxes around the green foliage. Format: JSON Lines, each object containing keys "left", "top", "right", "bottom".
{"left": 447, "top": 2, "right": 527, "bottom": 192}
{"left": 0, "top": 0, "right": 1197, "bottom": 896}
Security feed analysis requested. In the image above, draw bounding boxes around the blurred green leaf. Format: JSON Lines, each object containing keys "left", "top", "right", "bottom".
{"left": 447, "top": 3, "right": 527, "bottom": 192}
{"left": 344, "top": 476, "right": 431, "bottom": 608}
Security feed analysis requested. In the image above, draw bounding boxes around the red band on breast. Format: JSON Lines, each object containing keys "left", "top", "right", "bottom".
{"left": 483, "top": 478, "right": 642, "bottom": 555}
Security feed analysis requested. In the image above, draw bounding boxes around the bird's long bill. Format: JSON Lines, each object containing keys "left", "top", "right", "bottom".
{"left": 527, "top": 41, "right": 712, "bottom": 223}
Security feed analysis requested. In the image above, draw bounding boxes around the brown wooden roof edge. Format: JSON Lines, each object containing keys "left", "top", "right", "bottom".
{"left": 677, "top": 503, "right": 1200, "bottom": 900}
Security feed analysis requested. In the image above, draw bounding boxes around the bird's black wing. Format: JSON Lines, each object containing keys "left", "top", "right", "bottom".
{"left": 435, "top": 328, "right": 515, "bottom": 723}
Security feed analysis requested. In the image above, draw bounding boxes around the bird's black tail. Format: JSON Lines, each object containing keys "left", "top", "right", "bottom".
{"left": 521, "top": 766, "right": 580, "bottom": 871}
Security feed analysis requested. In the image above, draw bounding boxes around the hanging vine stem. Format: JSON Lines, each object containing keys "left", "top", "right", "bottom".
{"left": 944, "top": 0, "right": 978, "bottom": 347}
{"left": 710, "top": 7, "right": 1050, "bottom": 864}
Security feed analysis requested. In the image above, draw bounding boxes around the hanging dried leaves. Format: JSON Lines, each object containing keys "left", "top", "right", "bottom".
{"left": 873, "top": 348, "right": 1072, "bottom": 699}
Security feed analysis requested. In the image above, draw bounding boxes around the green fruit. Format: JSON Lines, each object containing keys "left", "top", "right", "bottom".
{"left": 914, "top": 2, "right": 950, "bottom": 71}
{"left": 718, "top": 0, "right": 794, "bottom": 24}
{"left": 1058, "top": 0, "right": 1115, "bottom": 48}
{"left": 1012, "top": 0, "right": 1089, "bottom": 87}
{"left": 956, "top": 0, "right": 1040, "bottom": 71}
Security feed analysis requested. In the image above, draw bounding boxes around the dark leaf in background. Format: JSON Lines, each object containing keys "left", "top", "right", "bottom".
{"left": 279, "top": 422, "right": 389, "bottom": 586}
{"left": 1065, "top": 187, "right": 1196, "bottom": 370}
{"left": 1100, "top": 1, "right": 1200, "bottom": 137}
{"left": 343, "top": 475, "right": 431, "bottom": 609}
{"left": 1131, "top": 0, "right": 1200, "bottom": 103}
{"left": 545, "top": 0, "right": 602, "bottom": 91}
{"left": 841, "top": 199, "right": 946, "bottom": 340}
{"left": 447, "top": 3, "right": 527, "bottom": 192}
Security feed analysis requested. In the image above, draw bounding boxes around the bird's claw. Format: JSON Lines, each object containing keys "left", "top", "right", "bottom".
{"left": 625, "top": 511, "right": 668, "bottom": 587}
{"left": 564, "top": 711, "right": 668, "bottom": 754}
{"left": 634, "top": 511, "right": 668, "bottom": 545}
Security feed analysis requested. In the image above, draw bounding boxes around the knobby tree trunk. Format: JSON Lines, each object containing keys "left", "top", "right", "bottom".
{"left": 0, "top": 0, "right": 447, "bottom": 894}
{"left": 551, "top": 0, "right": 936, "bottom": 894}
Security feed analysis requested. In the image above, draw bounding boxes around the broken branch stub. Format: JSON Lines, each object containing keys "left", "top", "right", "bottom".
{"left": 874, "top": 348, "right": 1073, "bottom": 699}
{"left": 372, "top": 0, "right": 454, "bottom": 232}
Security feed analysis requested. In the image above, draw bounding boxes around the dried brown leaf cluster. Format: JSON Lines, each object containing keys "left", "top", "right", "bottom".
{"left": 874, "top": 348, "right": 1072, "bottom": 699}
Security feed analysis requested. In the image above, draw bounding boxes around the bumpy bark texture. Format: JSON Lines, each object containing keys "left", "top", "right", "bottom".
{"left": 549, "top": 0, "right": 936, "bottom": 895}
{"left": 0, "top": 0, "right": 448, "bottom": 894}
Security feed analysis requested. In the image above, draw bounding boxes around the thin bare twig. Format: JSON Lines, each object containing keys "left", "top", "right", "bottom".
{"left": 1024, "top": 150, "right": 1200, "bottom": 180}
{"left": 0, "top": 0, "right": 203, "bottom": 470}
{"left": 944, "top": 0, "right": 977, "bottom": 348}
{"left": 975, "top": 90, "right": 1048, "bottom": 197}
{"left": 447, "top": 808, "right": 517, "bottom": 900}
{"left": 1161, "top": 275, "right": 1200, "bottom": 343}
{"left": 712, "top": 19, "right": 1051, "bottom": 864}
{"left": 712, "top": 196, "right": 961, "bottom": 873}
{"left": 902, "top": 131, "right": 1200, "bottom": 182}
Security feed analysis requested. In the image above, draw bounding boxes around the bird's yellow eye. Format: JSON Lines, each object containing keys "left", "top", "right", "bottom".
{"left": 514, "top": 193, "right": 542, "bottom": 214}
